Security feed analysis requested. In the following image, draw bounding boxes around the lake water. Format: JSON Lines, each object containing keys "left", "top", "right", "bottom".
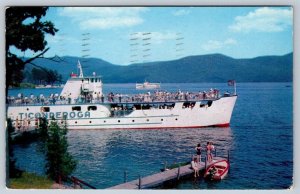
{"left": 10, "top": 82, "right": 293, "bottom": 189}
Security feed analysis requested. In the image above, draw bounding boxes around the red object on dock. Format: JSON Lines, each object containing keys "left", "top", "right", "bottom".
{"left": 204, "top": 159, "right": 229, "bottom": 181}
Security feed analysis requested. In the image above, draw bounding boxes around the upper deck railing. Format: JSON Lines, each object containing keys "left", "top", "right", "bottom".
{"left": 7, "top": 89, "right": 233, "bottom": 106}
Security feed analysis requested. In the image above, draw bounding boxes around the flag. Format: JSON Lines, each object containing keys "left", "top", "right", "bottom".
{"left": 227, "top": 80, "right": 235, "bottom": 86}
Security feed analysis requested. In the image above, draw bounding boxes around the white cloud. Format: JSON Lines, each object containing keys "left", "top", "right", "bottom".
{"left": 59, "top": 7, "right": 147, "bottom": 30}
{"left": 80, "top": 17, "right": 143, "bottom": 30}
{"left": 229, "top": 7, "right": 292, "bottom": 32}
{"left": 201, "top": 38, "right": 237, "bottom": 51}
{"left": 173, "top": 9, "right": 190, "bottom": 16}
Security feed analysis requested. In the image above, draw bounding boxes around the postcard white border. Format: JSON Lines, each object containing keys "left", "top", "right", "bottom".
{"left": 0, "top": 1, "right": 298, "bottom": 194}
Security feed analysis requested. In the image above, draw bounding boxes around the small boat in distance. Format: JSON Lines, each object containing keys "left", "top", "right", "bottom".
{"left": 136, "top": 81, "right": 160, "bottom": 90}
{"left": 35, "top": 84, "right": 64, "bottom": 89}
{"left": 204, "top": 159, "right": 229, "bottom": 181}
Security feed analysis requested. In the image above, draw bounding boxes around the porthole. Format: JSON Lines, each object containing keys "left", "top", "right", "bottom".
{"left": 104, "top": 120, "right": 106, "bottom": 123}
{"left": 118, "top": 120, "right": 120, "bottom": 123}
{"left": 26, "top": 108, "right": 29, "bottom": 111}
{"left": 132, "top": 120, "right": 135, "bottom": 122}
{"left": 75, "top": 121, "right": 78, "bottom": 124}
{"left": 175, "top": 118, "right": 178, "bottom": 121}
{"left": 161, "top": 119, "right": 163, "bottom": 121}
{"left": 146, "top": 119, "right": 149, "bottom": 122}
{"left": 89, "top": 121, "right": 92, "bottom": 123}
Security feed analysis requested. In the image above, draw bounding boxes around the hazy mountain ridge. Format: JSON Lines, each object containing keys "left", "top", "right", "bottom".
{"left": 26, "top": 53, "right": 293, "bottom": 83}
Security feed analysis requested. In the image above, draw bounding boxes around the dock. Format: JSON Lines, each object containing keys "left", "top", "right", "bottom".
{"left": 108, "top": 156, "right": 227, "bottom": 189}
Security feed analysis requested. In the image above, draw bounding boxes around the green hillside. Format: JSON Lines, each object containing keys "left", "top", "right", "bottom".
{"left": 25, "top": 52, "right": 293, "bottom": 83}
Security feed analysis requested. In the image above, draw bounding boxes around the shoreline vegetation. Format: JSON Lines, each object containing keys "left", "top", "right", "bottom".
{"left": 8, "top": 172, "right": 53, "bottom": 189}
{"left": 9, "top": 83, "right": 62, "bottom": 89}
{"left": 7, "top": 118, "right": 77, "bottom": 189}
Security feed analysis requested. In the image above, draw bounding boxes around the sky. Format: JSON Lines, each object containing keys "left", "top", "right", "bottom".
{"left": 17, "top": 6, "right": 293, "bottom": 65}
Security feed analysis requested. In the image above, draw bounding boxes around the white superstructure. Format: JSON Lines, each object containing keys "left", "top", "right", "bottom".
{"left": 7, "top": 61, "right": 237, "bottom": 130}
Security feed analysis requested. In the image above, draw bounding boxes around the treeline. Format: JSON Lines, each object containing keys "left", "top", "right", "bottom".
{"left": 24, "top": 67, "right": 63, "bottom": 85}
{"left": 26, "top": 53, "right": 293, "bottom": 83}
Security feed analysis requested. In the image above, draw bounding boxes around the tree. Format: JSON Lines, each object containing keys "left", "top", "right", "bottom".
{"left": 37, "top": 117, "right": 48, "bottom": 139}
{"left": 31, "top": 67, "right": 46, "bottom": 84}
{"left": 6, "top": 119, "right": 23, "bottom": 178}
{"left": 6, "top": 7, "right": 58, "bottom": 95}
{"left": 31, "top": 67, "right": 62, "bottom": 85}
{"left": 45, "top": 120, "right": 77, "bottom": 183}
{"left": 45, "top": 69, "right": 60, "bottom": 85}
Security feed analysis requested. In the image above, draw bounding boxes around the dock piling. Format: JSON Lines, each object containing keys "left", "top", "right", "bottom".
{"left": 124, "top": 170, "right": 127, "bottom": 183}
{"left": 227, "top": 150, "right": 230, "bottom": 163}
{"left": 227, "top": 150, "right": 230, "bottom": 173}
{"left": 177, "top": 166, "right": 181, "bottom": 180}
{"left": 138, "top": 175, "right": 142, "bottom": 189}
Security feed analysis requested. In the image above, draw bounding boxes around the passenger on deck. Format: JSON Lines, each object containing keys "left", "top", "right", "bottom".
{"left": 191, "top": 157, "right": 199, "bottom": 177}
{"left": 101, "top": 94, "right": 104, "bottom": 103}
{"left": 68, "top": 93, "right": 72, "bottom": 104}
{"left": 40, "top": 94, "right": 45, "bottom": 105}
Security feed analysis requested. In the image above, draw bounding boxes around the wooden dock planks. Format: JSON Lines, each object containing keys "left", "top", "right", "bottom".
{"left": 108, "top": 157, "right": 225, "bottom": 189}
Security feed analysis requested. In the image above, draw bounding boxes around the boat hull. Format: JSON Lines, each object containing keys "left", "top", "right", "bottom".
{"left": 204, "top": 160, "right": 229, "bottom": 181}
{"left": 7, "top": 96, "right": 237, "bottom": 130}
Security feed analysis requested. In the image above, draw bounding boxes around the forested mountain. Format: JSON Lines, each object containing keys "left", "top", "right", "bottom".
{"left": 25, "top": 52, "right": 293, "bottom": 83}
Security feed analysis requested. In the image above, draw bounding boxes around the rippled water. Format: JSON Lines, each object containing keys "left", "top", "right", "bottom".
{"left": 11, "top": 82, "right": 293, "bottom": 189}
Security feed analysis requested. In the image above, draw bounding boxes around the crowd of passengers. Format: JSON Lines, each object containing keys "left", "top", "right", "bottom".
{"left": 7, "top": 89, "right": 226, "bottom": 105}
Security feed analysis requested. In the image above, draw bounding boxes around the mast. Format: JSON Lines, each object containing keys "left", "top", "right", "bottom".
{"left": 78, "top": 60, "right": 84, "bottom": 78}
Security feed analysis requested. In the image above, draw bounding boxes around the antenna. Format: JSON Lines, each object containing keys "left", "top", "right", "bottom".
{"left": 78, "top": 60, "right": 84, "bottom": 78}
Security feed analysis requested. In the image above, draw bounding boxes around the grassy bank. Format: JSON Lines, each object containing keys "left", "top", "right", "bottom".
{"left": 8, "top": 172, "right": 53, "bottom": 189}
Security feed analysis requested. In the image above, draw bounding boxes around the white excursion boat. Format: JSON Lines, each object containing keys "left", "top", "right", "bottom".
{"left": 136, "top": 81, "right": 160, "bottom": 90}
{"left": 7, "top": 61, "right": 237, "bottom": 130}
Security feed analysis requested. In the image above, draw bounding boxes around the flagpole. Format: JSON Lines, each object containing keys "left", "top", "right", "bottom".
{"left": 234, "top": 82, "right": 236, "bottom": 95}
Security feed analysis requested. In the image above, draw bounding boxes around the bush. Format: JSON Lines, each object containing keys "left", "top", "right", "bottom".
{"left": 45, "top": 120, "right": 77, "bottom": 183}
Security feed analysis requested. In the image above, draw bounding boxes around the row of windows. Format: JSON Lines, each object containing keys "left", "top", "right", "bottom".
{"left": 72, "top": 106, "right": 97, "bottom": 111}
{"left": 29, "top": 101, "right": 213, "bottom": 113}
{"left": 81, "top": 78, "right": 101, "bottom": 83}
{"left": 38, "top": 106, "right": 98, "bottom": 112}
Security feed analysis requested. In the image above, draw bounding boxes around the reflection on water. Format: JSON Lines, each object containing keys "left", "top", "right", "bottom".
{"left": 14, "top": 127, "right": 233, "bottom": 189}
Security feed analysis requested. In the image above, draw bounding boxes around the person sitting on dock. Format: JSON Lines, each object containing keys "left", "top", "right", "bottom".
{"left": 191, "top": 157, "right": 199, "bottom": 177}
